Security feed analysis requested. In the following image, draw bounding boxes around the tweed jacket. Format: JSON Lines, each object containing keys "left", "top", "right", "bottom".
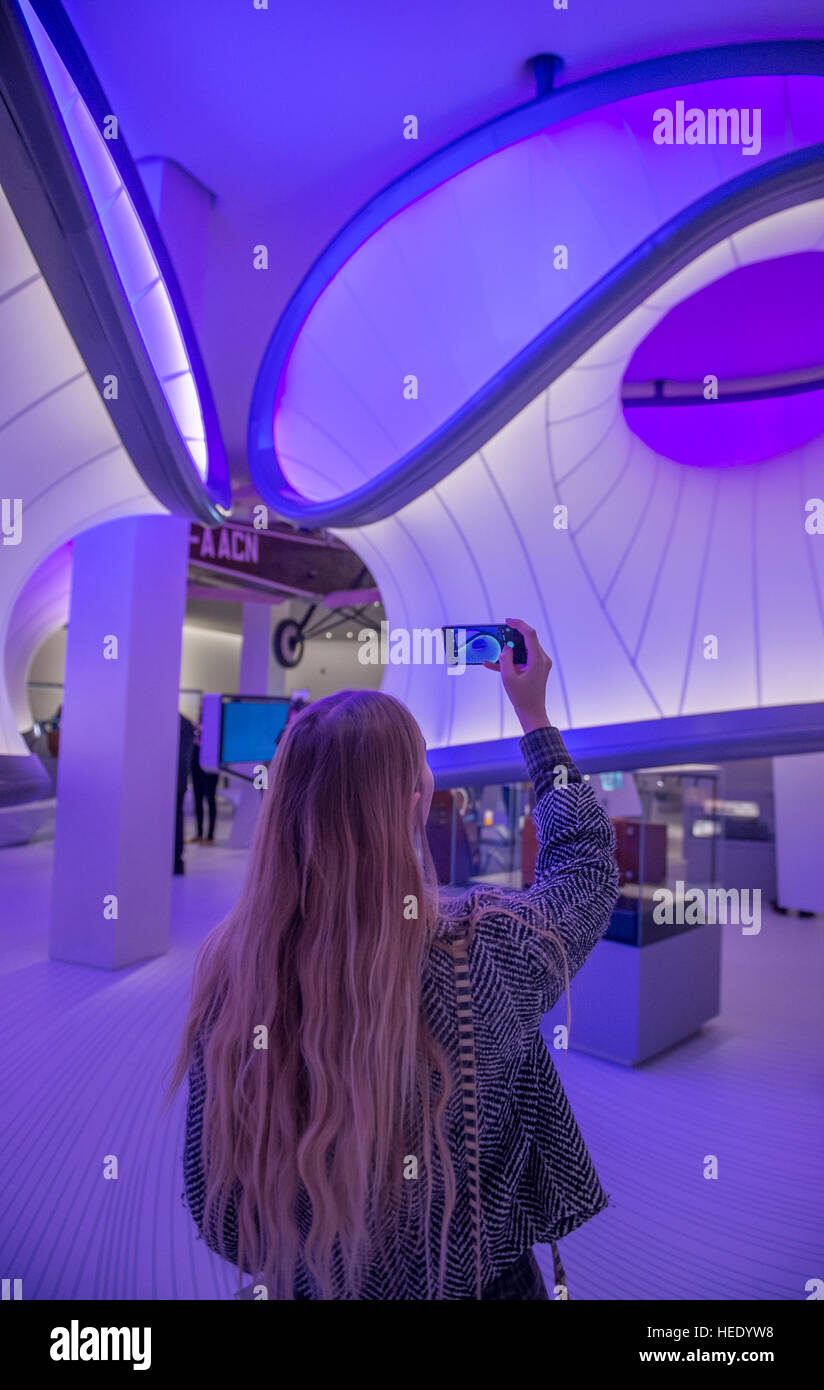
{"left": 182, "top": 724, "right": 620, "bottom": 1298}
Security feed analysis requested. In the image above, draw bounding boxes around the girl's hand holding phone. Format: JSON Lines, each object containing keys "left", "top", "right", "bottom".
{"left": 484, "top": 617, "right": 552, "bottom": 734}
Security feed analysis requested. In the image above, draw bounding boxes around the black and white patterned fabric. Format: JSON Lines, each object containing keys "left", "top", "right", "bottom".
{"left": 480, "top": 1248, "right": 549, "bottom": 1300}
{"left": 182, "top": 725, "right": 620, "bottom": 1299}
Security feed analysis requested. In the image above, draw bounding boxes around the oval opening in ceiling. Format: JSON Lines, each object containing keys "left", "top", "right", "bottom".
{"left": 622, "top": 251, "right": 824, "bottom": 467}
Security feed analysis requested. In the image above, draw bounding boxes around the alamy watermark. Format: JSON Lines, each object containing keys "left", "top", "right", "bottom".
{"left": 357, "top": 623, "right": 465, "bottom": 673}
{"left": 653, "top": 102, "right": 761, "bottom": 157}
{"left": 50, "top": 1321, "right": 151, "bottom": 1370}
{"left": 653, "top": 881, "right": 761, "bottom": 934}
{"left": 1, "top": 498, "right": 22, "bottom": 546}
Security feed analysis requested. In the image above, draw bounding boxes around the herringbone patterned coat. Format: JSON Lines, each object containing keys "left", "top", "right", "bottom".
{"left": 183, "top": 725, "right": 619, "bottom": 1298}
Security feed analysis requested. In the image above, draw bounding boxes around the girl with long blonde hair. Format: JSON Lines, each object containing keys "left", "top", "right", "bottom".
{"left": 168, "top": 619, "right": 619, "bottom": 1299}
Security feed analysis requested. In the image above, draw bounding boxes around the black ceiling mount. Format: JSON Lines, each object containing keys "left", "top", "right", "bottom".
{"left": 528, "top": 53, "right": 564, "bottom": 98}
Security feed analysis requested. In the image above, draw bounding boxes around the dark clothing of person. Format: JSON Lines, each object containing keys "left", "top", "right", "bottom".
{"left": 192, "top": 767, "right": 218, "bottom": 840}
{"left": 480, "top": 1248, "right": 549, "bottom": 1300}
{"left": 183, "top": 725, "right": 619, "bottom": 1297}
{"left": 177, "top": 715, "right": 195, "bottom": 795}
{"left": 174, "top": 715, "right": 195, "bottom": 874}
{"left": 191, "top": 730, "right": 219, "bottom": 840}
{"left": 233, "top": 1244, "right": 549, "bottom": 1302}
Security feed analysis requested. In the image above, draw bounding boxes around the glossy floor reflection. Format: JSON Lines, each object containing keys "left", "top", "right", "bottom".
{"left": 1, "top": 831, "right": 821, "bottom": 1300}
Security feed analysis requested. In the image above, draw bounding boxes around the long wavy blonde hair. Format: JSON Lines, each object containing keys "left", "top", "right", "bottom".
{"left": 167, "top": 688, "right": 570, "bottom": 1299}
{"left": 167, "top": 689, "right": 460, "bottom": 1298}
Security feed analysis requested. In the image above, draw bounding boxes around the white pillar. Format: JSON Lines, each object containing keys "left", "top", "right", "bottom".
{"left": 772, "top": 754, "right": 824, "bottom": 913}
{"left": 238, "top": 602, "right": 273, "bottom": 693}
{"left": 48, "top": 155, "right": 217, "bottom": 965}
{"left": 228, "top": 602, "right": 277, "bottom": 847}
{"left": 49, "top": 515, "right": 190, "bottom": 967}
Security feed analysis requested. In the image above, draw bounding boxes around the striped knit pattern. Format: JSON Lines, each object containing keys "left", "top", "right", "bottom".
{"left": 480, "top": 1248, "right": 549, "bottom": 1300}
{"left": 447, "top": 929, "right": 482, "bottom": 1298}
{"left": 182, "top": 725, "right": 620, "bottom": 1299}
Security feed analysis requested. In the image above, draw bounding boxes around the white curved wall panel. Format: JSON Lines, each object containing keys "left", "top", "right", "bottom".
{"left": 249, "top": 56, "right": 824, "bottom": 753}
{"left": 333, "top": 200, "right": 824, "bottom": 750}
{"left": 5, "top": 542, "right": 72, "bottom": 731}
{"left": 0, "top": 185, "right": 167, "bottom": 757}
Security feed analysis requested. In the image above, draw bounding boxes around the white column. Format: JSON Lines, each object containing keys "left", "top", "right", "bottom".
{"left": 49, "top": 515, "right": 190, "bottom": 967}
{"left": 238, "top": 602, "right": 273, "bottom": 693}
{"left": 228, "top": 602, "right": 277, "bottom": 847}
{"left": 48, "top": 154, "right": 216, "bottom": 965}
{"left": 772, "top": 754, "right": 824, "bottom": 913}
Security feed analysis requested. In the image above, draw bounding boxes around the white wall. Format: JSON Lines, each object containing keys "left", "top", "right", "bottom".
{"left": 285, "top": 637, "right": 382, "bottom": 700}
{"left": 180, "top": 627, "right": 383, "bottom": 708}
{"left": 25, "top": 619, "right": 382, "bottom": 727}
{"left": 26, "top": 627, "right": 66, "bottom": 724}
{"left": 179, "top": 625, "right": 241, "bottom": 720}
{"left": 773, "top": 753, "right": 824, "bottom": 913}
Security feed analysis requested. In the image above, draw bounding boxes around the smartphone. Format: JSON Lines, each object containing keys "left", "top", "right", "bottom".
{"left": 442, "top": 625, "right": 528, "bottom": 666}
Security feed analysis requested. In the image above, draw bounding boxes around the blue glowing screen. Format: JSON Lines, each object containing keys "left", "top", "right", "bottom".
{"left": 220, "top": 700, "right": 290, "bottom": 764}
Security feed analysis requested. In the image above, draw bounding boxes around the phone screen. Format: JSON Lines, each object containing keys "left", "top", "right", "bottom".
{"left": 444, "top": 626, "right": 506, "bottom": 665}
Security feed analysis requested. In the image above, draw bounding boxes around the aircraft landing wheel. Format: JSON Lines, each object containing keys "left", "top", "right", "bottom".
{"left": 273, "top": 617, "right": 305, "bottom": 668}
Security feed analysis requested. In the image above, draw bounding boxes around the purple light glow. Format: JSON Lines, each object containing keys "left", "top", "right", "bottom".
{"left": 624, "top": 251, "right": 824, "bottom": 465}
{"left": 268, "top": 73, "right": 824, "bottom": 505}
{"left": 626, "top": 251, "right": 824, "bottom": 380}
{"left": 623, "top": 393, "right": 824, "bottom": 467}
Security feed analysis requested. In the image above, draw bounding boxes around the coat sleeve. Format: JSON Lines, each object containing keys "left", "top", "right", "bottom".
{"left": 473, "top": 726, "right": 619, "bottom": 1034}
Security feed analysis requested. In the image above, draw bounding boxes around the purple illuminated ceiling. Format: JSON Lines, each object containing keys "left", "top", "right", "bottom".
{"left": 623, "top": 251, "right": 824, "bottom": 466}
{"left": 622, "top": 392, "right": 824, "bottom": 467}
{"left": 60, "top": 0, "right": 824, "bottom": 474}
{"left": 20, "top": 0, "right": 214, "bottom": 488}
{"left": 244, "top": 56, "right": 824, "bottom": 745}
{"left": 257, "top": 71, "right": 824, "bottom": 517}
{"left": 625, "top": 251, "right": 824, "bottom": 380}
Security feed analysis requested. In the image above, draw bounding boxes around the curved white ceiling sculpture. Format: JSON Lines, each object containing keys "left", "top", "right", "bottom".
{"left": 249, "top": 48, "right": 824, "bottom": 750}
{"left": 344, "top": 200, "right": 824, "bottom": 748}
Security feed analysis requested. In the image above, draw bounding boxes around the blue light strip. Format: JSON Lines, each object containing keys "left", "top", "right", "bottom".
{"left": 428, "top": 702, "right": 824, "bottom": 787}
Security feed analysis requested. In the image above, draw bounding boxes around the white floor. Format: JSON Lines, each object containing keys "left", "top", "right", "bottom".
{"left": 1, "top": 828, "right": 822, "bottom": 1300}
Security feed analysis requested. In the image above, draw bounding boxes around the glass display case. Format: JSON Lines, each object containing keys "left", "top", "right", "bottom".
{"left": 427, "top": 761, "right": 738, "bottom": 1063}
{"left": 428, "top": 765, "right": 724, "bottom": 947}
